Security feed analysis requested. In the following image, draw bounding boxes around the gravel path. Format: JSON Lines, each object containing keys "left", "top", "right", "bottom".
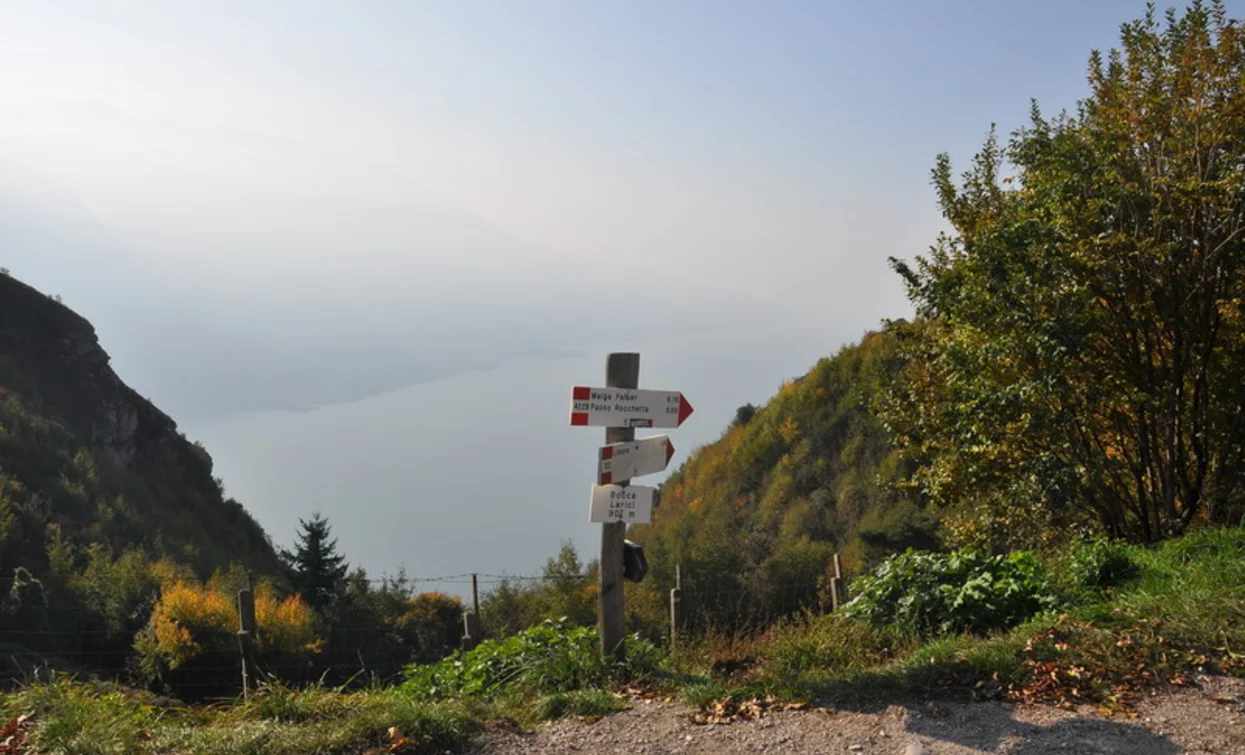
{"left": 468, "top": 676, "right": 1245, "bottom": 754}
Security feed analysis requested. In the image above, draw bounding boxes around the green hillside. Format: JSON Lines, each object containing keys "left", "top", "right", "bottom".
{"left": 627, "top": 329, "right": 936, "bottom": 632}
{"left": 0, "top": 272, "right": 281, "bottom": 670}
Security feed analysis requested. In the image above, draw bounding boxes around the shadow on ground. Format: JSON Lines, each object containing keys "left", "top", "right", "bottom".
{"left": 902, "top": 698, "right": 1180, "bottom": 754}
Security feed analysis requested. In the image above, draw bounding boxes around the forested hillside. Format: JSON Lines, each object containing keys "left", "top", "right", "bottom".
{"left": 625, "top": 329, "right": 936, "bottom": 632}
{"left": 0, "top": 273, "right": 467, "bottom": 692}
{"left": 0, "top": 273, "right": 284, "bottom": 673}
{"left": 0, "top": 273, "right": 281, "bottom": 578}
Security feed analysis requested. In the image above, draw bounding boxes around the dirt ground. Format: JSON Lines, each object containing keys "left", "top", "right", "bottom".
{"left": 468, "top": 676, "right": 1245, "bottom": 754}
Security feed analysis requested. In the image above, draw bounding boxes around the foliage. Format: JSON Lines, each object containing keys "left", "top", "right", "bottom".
{"left": 843, "top": 549, "right": 1059, "bottom": 637}
{"left": 887, "top": 1, "right": 1245, "bottom": 546}
{"left": 394, "top": 591, "right": 466, "bottom": 663}
{"left": 674, "top": 524, "right": 1244, "bottom": 713}
{"left": 2, "top": 526, "right": 1242, "bottom": 749}
{"left": 1061, "top": 537, "right": 1139, "bottom": 596}
{"left": 479, "top": 541, "right": 598, "bottom": 637}
{"left": 134, "top": 577, "right": 319, "bottom": 694}
{"left": 628, "top": 331, "right": 936, "bottom": 635}
{"left": 402, "top": 618, "right": 663, "bottom": 701}
{"left": 281, "top": 513, "right": 348, "bottom": 612}
{"left": 0, "top": 273, "right": 282, "bottom": 678}
{"left": 0, "top": 675, "right": 481, "bottom": 755}
{"left": 733, "top": 403, "right": 758, "bottom": 426}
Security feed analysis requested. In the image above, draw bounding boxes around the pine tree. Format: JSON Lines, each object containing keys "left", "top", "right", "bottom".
{"left": 282, "top": 513, "right": 349, "bottom": 612}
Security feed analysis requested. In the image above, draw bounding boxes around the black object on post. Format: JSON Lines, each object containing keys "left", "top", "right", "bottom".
{"left": 622, "top": 540, "right": 648, "bottom": 583}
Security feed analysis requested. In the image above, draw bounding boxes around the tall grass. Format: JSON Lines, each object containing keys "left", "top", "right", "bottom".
{"left": 0, "top": 676, "right": 480, "bottom": 755}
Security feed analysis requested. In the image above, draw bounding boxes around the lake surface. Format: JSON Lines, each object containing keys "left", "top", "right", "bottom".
{"left": 187, "top": 322, "right": 850, "bottom": 595}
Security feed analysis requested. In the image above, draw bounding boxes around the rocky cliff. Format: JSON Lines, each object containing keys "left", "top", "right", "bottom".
{"left": 0, "top": 272, "right": 280, "bottom": 579}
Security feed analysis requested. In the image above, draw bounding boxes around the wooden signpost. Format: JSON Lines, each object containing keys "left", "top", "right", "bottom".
{"left": 569, "top": 353, "right": 692, "bottom": 659}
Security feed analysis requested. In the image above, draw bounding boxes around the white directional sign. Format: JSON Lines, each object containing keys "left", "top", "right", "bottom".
{"left": 589, "top": 484, "right": 655, "bottom": 524}
{"left": 598, "top": 435, "right": 674, "bottom": 485}
{"left": 569, "top": 386, "right": 694, "bottom": 429}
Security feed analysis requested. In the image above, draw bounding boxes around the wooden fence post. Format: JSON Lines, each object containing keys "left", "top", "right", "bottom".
{"left": 830, "top": 552, "right": 845, "bottom": 611}
{"left": 669, "top": 563, "right": 682, "bottom": 649}
{"left": 237, "top": 571, "right": 257, "bottom": 698}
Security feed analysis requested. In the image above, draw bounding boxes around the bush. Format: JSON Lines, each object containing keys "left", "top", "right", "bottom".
{"left": 402, "top": 618, "right": 663, "bottom": 701}
{"left": 134, "top": 578, "right": 320, "bottom": 696}
{"left": 1063, "top": 538, "right": 1138, "bottom": 595}
{"left": 843, "top": 549, "right": 1058, "bottom": 637}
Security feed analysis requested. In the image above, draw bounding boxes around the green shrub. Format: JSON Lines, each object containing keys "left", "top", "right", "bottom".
{"left": 843, "top": 549, "right": 1058, "bottom": 637}
{"left": 1063, "top": 538, "right": 1138, "bottom": 594}
{"left": 401, "top": 618, "right": 663, "bottom": 701}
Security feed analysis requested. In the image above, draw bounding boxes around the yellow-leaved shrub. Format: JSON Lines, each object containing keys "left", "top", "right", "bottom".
{"left": 135, "top": 577, "right": 321, "bottom": 694}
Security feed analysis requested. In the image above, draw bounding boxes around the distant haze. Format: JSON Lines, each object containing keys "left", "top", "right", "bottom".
{"left": 1, "top": 0, "right": 1207, "bottom": 581}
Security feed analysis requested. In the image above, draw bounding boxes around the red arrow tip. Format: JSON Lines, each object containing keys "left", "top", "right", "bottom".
{"left": 666, "top": 438, "right": 675, "bottom": 466}
{"left": 677, "top": 394, "right": 694, "bottom": 426}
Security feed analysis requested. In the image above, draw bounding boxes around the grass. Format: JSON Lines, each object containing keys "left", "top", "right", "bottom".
{"left": 0, "top": 677, "right": 482, "bottom": 754}
{"left": 664, "top": 525, "right": 1245, "bottom": 710}
{"left": 4, "top": 526, "right": 1242, "bottom": 752}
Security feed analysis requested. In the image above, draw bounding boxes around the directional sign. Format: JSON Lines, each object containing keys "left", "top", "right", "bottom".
{"left": 598, "top": 435, "right": 674, "bottom": 485}
{"left": 589, "top": 484, "right": 655, "bottom": 524}
{"left": 569, "top": 386, "right": 694, "bottom": 428}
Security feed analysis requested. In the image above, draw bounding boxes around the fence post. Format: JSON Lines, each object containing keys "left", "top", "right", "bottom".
{"left": 669, "top": 563, "right": 682, "bottom": 649}
{"left": 830, "top": 552, "right": 845, "bottom": 611}
{"left": 237, "top": 571, "right": 257, "bottom": 699}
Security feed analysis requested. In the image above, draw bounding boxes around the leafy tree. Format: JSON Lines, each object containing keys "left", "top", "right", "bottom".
{"left": 734, "top": 403, "right": 758, "bottom": 426}
{"left": 888, "top": 2, "right": 1245, "bottom": 545}
{"left": 282, "top": 513, "right": 349, "bottom": 612}
{"left": 541, "top": 541, "right": 597, "bottom": 626}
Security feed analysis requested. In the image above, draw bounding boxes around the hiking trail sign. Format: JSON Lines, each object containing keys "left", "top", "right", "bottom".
{"left": 569, "top": 386, "right": 693, "bottom": 429}
{"left": 597, "top": 435, "right": 674, "bottom": 485}
{"left": 569, "top": 353, "right": 693, "bottom": 658}
{"left": 589, "top": 484, "right": 655, "bottom": 524}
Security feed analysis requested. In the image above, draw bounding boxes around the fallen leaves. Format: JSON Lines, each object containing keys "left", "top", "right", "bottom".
{"left": 1008, "top": 615, "right": 1241, "bottom": 714}
{"left": 385, "top": 725, "right": 415, "bottom": 753}
{"left": 686, "top": 696, "right": 809, "bottom": 725}
{"left": 0, "top": 713, "right": 33, "bottom": 755}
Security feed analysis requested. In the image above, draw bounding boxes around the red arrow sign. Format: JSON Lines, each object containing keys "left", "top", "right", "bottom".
{"left": 570, "top": 387, "right": 694, "bottom": 428}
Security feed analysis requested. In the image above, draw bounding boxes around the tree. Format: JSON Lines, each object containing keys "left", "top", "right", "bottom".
{"left": 282, "top": 513, "right": 349, "bottom": 612}
{"left": 887, "top": 2, "right": 1245, "bottom": 547}
{"left": 541, "top": 541, "right": 596, "bottom": 626}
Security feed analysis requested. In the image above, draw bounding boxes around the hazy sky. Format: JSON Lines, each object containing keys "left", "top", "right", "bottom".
{"left": 2, "top": 0, "right": 1192, "bottom": 312}
{"left": 6, "top": 1, "right": 1233, "bottom": 581}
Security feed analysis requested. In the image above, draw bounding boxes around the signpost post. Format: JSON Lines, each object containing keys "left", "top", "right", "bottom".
{"left": 570, "top": 353, "right": 692, "bottom": 660}
{"left": 598, "top": 354, "right": 638, "bottom": 659}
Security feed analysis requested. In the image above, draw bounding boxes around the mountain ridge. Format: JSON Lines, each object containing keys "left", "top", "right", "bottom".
{"left": 0, "top": 272, "right": 280, "bottom": 581}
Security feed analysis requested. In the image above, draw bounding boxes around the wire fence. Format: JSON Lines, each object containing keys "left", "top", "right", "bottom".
{"left": 3, "top": 567, "right": 851, "bottom": 697}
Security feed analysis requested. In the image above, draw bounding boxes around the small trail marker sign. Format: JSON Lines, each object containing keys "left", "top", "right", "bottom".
{"left": 590, "top": 484, "right": 655, "bottom": 524}
{"left": 569, "top": 386, "right": 694, "bottom": 428}
{"left": 598, "top": 435, "right": 674, "bottom": 484}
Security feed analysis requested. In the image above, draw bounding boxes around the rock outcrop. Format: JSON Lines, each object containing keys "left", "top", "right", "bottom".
{"left": 0, "top": 273, "right": 177, "bottom": 469}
